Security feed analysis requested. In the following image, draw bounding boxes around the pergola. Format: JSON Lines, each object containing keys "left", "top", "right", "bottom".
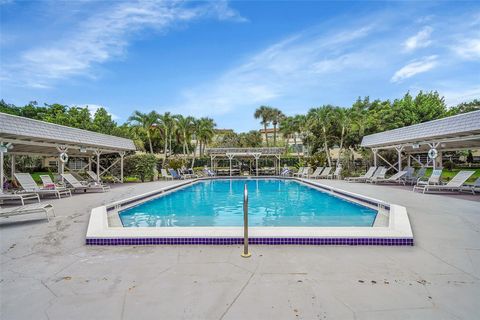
{"left": 206, "top": 147, "right": 284, "bottom": 176}
{"left": 0, "top": 113, "right": 136, "bottom": 192}
{"left": 361, "top": 110, "right": 480, "bottom": 171}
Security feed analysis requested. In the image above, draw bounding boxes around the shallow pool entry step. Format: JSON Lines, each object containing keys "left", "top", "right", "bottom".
{"left": 86, "top": 237, "right": 414, "bottom": 246}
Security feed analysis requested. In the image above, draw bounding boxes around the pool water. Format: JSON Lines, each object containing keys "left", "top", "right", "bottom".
{"left": 119, "top": 179, "right": 377, "bottom": 227}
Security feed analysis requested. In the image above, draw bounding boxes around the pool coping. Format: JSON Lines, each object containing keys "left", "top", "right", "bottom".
{"left": 86, "top": 177, "right": 414, "bottom": 246}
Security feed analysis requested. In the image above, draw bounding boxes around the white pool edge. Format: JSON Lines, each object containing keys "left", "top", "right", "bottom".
{"left": 86, "top": 178, "right": 413, "bottom": 245}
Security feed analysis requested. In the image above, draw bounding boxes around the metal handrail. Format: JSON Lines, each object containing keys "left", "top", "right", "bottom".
{"left": 241, "top": 183, "right": 251, "bottom": 258}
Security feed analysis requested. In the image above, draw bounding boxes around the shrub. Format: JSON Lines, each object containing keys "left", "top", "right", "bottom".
{"left": 443, "top": 160, "right": 454, "bottom": 171}
{"left": 124, "top": 154, "right": 157, "bottom": 182}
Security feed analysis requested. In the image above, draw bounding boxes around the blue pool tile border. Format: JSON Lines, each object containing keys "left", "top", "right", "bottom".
{"left": 86, "top": 237, "right": 413, "bottom": 246}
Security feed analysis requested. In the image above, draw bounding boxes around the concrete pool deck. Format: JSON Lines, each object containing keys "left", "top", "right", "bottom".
{"left": 1, "top": 179, "right": 479, "bottom": 319}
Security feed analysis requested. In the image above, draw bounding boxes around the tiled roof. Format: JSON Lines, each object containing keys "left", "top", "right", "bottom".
{"left": 0, "top": 112, "right": 136, "bottom": 151}
{"left": 361, "top": 110, "right": 480, "bottom": 147}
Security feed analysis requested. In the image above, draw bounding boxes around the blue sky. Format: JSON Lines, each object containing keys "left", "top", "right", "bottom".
{"left": 1, "top": 0, "right": 479, "bottom": 132}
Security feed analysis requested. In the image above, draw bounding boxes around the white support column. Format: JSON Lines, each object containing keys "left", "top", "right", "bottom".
{"left": 88, "top": 156, "right": 92, "bottom": 172}
{"left": 252, "top": 153, "right": 261, "bottom": 176}
{"left": 56, "top": 145, "right": 68, "bottom": 175}
{"left": 119, "top": 151, "right": 125, "bottom": 183}
{"left": 226, "top": 153, "right": 235, "bottom": 177}
{"left": 0, "top": 147, "right": 4, "bottom": 194}
{"left": 407, "top": 154, "right": 411, "bottom": 167}
{"left": 372, "top": 148, "right": 378, "bottom": 167}
{"left": 10, "top": 154, "right": 15, "bottom": 180}
{"left": 428, "top": 142, "right": 440, "bottom": 170}
{"left": 394, "top": 145, "right": 404, "bottom": 171}
{"left": 94, "top": 149, "right": 102, "bottom": 183}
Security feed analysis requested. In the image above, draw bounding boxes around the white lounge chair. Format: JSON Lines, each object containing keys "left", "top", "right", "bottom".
{"left": 309, "top": 167, "right": 324, "bottom": 179}
{"left": 0, "top": 192, "right": 40, "bottom": 205}
{"left": 293, "top": 167, "right": 305, "bottom": 177}
{"left": 317, "top": 167, "right": 332, "bottom": 179}
{"left": 414, "top": 169, "right": 442, "bottom": 189}
{"left": 61, "top": 173, "right": 110, "bottom": 192}
{"left": 327, "top": 166, "right": 342, "bottom": 180}
{"left": 39, "top": 175, "right": 73, "bottom": 197}
{"left": 0, "top": 203, "right": 54, "bottom": 222}
{"left": 301, "top": 167, "right": 312, "bottom": 178}
{"left": 15, "top": 173, "right": 71, "bottom": 199}
{"left": 370, "top": 170, "right": 407, "bottom": 185}
{"left": 461, "top": 177, "right": 480, "bottom": 194}
{"left": 161, "top": 169, "right": 173, "bottom": 180}
{"left": 366, "top": 167, "right": 387, "bottom": 183}
{"left": 345, "top": 167, "right": 376, "bottom": 182}
{"left": 414, "top": 171, "right": 475, "bottom": 194}
{"left": 86, "top": 170, "right": 112, "bottom": 185}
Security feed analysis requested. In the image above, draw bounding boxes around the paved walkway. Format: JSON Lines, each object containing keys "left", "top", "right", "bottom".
{"left": 1, "top": 179, "right": 479, "bottom": 320}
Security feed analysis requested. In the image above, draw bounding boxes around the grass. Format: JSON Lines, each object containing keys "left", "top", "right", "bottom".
{"left": 424, "top": 168, "right": 480, "bottom": 183}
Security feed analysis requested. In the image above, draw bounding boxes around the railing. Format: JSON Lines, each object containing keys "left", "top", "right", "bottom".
{"left": 241, "top": 183, "right": 251, "bottom": 258}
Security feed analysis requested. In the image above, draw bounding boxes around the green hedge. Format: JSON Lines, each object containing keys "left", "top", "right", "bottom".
{"left": 124, "top": 154, "right": 157, "bottom": 182}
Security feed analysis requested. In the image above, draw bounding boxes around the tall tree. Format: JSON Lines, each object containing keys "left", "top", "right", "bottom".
{"left": 175, "top": 115, "right": 195, "bottom": 156}
{"left": 270, "top": 108, "right": 285, "bottom": 146}
{"left": 197, "top": 117, "right": 216, "bottom": 156}
{"left": 254, "top": 105, "right": 273, "bottom": 146}
{"left": 128, "top": 110, "right": 157, "bottom": 153}
{"left": 307, "top": 106, "right": 335, "bottom": 166}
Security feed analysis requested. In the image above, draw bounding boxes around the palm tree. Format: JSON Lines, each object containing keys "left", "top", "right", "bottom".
{"left": 127, "top": 110, "right": 157, "bottom": 153}
{"left": 270, "top": 108, "right": 285, "bottom": 146}
{"left": 279, "top": 116, "right": 294, "bottom": 153}
{"left": 197, "top": 117, "right": 216, "bottom": 156}
{"left": 307, "top": 106, "right": 335, "bottom": 166}
{"left": 292, "top": 114, "right": 305, "bottom": 157}
{"left": 157, "top": 112, "right": 175, "bottom": 160}
{"left": 254, "top": 105, "right": 273, "bottom": 147}
{"left": 175, "top": 115, "right": 195, "bottom": 156}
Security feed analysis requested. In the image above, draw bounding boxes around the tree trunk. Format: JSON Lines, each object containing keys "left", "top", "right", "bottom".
{"left": 323, "top": 127, "right": 331, "bottom": 166}
{"left": 338, "top": 125, "right": 345, "bottom": 163}
{"left": 147, "top": 131, "right": 153, "bottom": 154}
{"left": 163, "top": 128, "right": 168, "bottom": 164}
{"left": 273, "top": 123, "right": 277, "bottom": 146}
{"left": 294, "top": 136, "right": 299, "bottom": 158}
{"left": 264, "top": 124, "right": 268, "bottom": 147}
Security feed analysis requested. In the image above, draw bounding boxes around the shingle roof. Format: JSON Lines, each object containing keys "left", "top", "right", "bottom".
{"left": 361, "top": 110, "right": 480, "bottom": 148}
{"left": 0, "top": 112, "right": 136, "bottom": 151}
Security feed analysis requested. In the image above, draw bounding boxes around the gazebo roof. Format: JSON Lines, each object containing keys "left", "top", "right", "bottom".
{"left": 206, "top": 147, "right": 284, "bottom": 156}
{"left": 0, "top": 112, "right": 136, "bottom": 156}
{"left": 361, "top": 110, "right": 480, "bottom": 152}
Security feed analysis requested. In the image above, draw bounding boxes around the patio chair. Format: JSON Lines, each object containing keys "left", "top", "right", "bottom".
{"left": 345, "top": 166, "right": 376, "bottom": 182}
{"left": 414, "top": 169, "right": 442, "bottom": 189}
{"left": 327, "top": 166, "right": 342, "bottom": 180}
{"left": 203, "top": 168, "right": 216, "bottom": 176}
{"left": 301, "top": 167, "right": 312, "bottom": 178}
{"left": 39, "top": 175, "right": 72, "bottom": 197}
{"left": 461, "top": 177, "right": 480, "bottom": 195}
{"left": 161, "top": 169, "right": 173, "bottom": 180}
{"left": 0, "top": 203, "right": 55, "bottom": 222}
{"left": 168, "top": 168, "right": 184, "bottom": 180}
{"left": 280, "top": 167, "right": 292, "bottom": 176}
{"left": 86, "top": 171, "right": 111, "bottom": 185}
{"left": 365, "top": 167, "right": 387, "bottom": 183}
{"left": 0, "top": 192, "right": 40, "bottom": 206}
{"left": 178, "top": 168, "right": 195, "bottom": 179}
{"left": 370, "top": 170, "right": 407, "bottom": 185}
{"left": 414, "top": 170, "right": 475, "bottom": 194}
{"left": 405, "top": 167, "right": 426, "bottom": 185}
{"left": 309, "top": 167, "right": 324, "bottom": 179}
{"left": 61, "top": 173, "right": 110, "bottom": 192}
{"left": 14, "top": 173, "right": 71, "bottom": 199}
{"left": 293, "top": 167, "right": 305, "bottom": 177}
{"left": 317, "top": 167, "right": 332, "bottom": 179}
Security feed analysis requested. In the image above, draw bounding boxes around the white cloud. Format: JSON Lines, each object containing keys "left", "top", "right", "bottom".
{"left": 404, "top": 26, "right": 433, "bottom": 52}
{"left": 177, "top": 23, "right": 377, "bottom": 116}
{"left": 442, "top": 86, "right": 480, "bottom": 106}
{"left": 391, "top": 55, "right": 438, "bottom": 83}
{"left": 3, "top": 1, "right": 245, "bottom": 88}
{"left": 452, "top": 38, "right": 480, "bottom": 60}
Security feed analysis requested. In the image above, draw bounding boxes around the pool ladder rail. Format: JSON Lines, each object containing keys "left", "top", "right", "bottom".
{"left": 241, "top": 183, "right": 251, "bottom": 258}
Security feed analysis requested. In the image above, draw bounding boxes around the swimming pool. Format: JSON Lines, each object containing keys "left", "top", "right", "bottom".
{"left": 119, "top": 179, "right": 377, "bottom": 227}
{"left": 86, "top": 177, "right": 414, "bottom": 246}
